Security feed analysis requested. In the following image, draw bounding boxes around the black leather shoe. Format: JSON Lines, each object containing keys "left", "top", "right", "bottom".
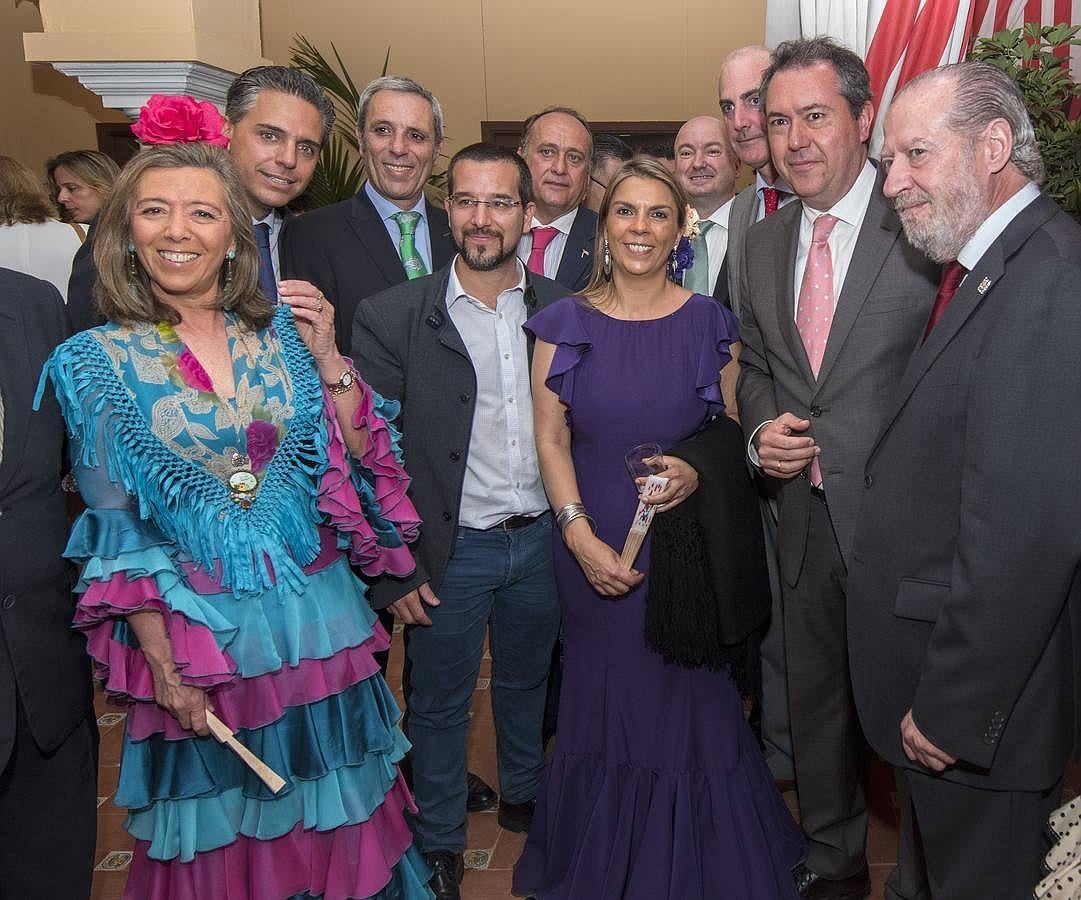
{"left": 425, "top": 851, "right": 464, "bottom": 900}
{"left": 793, "top": 863, "right": 871, "bottom": 899}
{"left": 466, "top": 771, "right": 498, "bottom": 812}
{"left": 498, "top": 797, "right": 536, "bottom": 833}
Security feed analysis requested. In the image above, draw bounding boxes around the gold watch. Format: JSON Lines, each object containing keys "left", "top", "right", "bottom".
{"left": 326, "top": 367, "right": 359, "bottom": 397}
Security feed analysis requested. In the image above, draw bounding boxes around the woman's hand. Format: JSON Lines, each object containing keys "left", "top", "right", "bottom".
{"left": 637, "top": 454, "right": 699, "bottom": 512}
{"left": 149, "top": 666, "right": 213, "bottom": 736}
{"left": 279, "top": 279, "right": 339, "bottom": 371}
{"left": 564, "top": 520, "right": 643, "bottom": 597}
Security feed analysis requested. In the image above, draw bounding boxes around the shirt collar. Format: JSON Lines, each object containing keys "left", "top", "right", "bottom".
{"left": 957, "top": 181, "right": 1040, "bottom": 271}
{"left": 447, "top": 257, "right": 527, "bottom": 309}
{"left": 801, "top": 158, "right": 876, "bottom": 229}
{"left": 365, "top": 180, "right": 427, "bottom": 223}
{"left": 530, "top": 206, "right": 578, "bottom": 235}
{"left": 251, "top": 210, "right": 280, "bottom": 229}
{"left": 756, "top": 171, "right": 793, "bottom": 195}
{"left": 703, "top": 196, "right": 735, "bottom": 229}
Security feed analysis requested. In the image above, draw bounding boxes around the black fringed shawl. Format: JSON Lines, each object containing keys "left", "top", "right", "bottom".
{"left": 644, "top": 414, "right": 770, "bottom": 691}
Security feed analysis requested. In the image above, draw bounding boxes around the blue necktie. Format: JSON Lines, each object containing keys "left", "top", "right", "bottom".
{"left": 254, "top": 222, "right": 278, "bottom": 301}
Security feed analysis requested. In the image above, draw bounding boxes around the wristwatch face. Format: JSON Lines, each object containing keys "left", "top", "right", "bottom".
{"left": 339, "top": 370, "right": 355, "bottom": 389}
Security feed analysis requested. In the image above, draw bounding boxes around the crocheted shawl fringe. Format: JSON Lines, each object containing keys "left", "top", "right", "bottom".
{"left": 37, "top": 307, "right": 330, "bottom": 596}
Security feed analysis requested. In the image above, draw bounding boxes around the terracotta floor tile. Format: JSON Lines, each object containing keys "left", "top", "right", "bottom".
{"left": 466, "top": 808, "right": 503, "bottom": 852}
{"left": 488, "top": 828, "right": 528, "bottom": 870}
{"left": 461, "top": 866, "right": 520, "bottom": 898}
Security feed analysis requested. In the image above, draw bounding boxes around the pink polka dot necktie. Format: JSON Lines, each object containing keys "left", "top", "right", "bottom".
{"left": 796, "top": 213, "right": 838, "bottom": 486}
{"left": 527, "top": 226, "right": 559, "bottom": 276}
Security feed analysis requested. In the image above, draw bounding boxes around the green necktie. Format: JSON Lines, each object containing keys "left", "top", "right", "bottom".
{"left": 683, "top": 219, "right": 715, "bottom": 295}
{"left": 392, "top": 211, "right": 428, "bottom": 280}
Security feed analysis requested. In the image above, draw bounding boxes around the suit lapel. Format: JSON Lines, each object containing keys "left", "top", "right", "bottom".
{"left": 869, "top": 193, "right": 1058, "bottom": 460}
{"left": 815, "top": 186, "right": 899, "bottom": 386}
{"left": 0, "top": 304, "right": 31, "bottom": 497}
{"left": 348, "top": 189, "right": 410, "bottom": 285}
{"left": 771, "top": 206, "right": 814, "bottom": 385}
{"left": 556, "top": 207, "right": 595, "bottom": 289}
{"left": 426, "top": 201, "right": 455, "bottom": 269}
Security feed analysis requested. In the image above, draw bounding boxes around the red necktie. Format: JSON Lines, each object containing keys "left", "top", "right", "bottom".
{"left": 796, "top": 213, "right": 838, "bottom": 487}
{"left": 527, "top": 226, "right": 559, "bottom": 275}
{"left": 923, "top": 261, "right": 968, "bottom": 340}
{"left": 762, "top": 187, "right": 780, "bottom": 216}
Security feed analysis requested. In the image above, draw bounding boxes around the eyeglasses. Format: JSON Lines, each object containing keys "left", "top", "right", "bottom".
{"left": 448, "top": 195, "right": 523, "bottom": 212}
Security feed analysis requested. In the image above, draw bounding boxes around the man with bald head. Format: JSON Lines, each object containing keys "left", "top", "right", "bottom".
{"left": 517, "top": 106, "right": 596, "bottom": 291}
{"left": 674, "top": 116, "right": 739, "bottom": 302}
{"left": 718, "top": 45, "right": 797, "bottom": 315}
{"left": 717, "top": 43, "right": 797, "bottom": 801}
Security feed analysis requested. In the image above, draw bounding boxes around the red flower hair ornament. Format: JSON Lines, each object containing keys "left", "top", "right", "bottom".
{"left": 131, "top": 94, "right": 229, "bottom": 147}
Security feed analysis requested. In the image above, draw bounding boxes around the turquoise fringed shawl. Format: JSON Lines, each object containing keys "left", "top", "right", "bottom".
{"left": 37, "top": 307, "right": 331, "bottom": 596}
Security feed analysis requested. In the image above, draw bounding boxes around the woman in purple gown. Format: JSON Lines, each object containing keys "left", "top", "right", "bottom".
{"left": 513, "top": 159, "right": 805, "bottom": 899}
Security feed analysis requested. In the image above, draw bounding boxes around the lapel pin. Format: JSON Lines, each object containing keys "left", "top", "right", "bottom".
{"left": 977, "top": 277, "right": 992, "bottom": 295}
{"left": 582, "top": 249, "right": 590, "bottom": 258}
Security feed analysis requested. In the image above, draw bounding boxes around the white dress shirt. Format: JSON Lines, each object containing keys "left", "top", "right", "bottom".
{"left": 685, "top": 197, "right": 734, "bottom": 294}
{"left": 791, "top": 160, "right": 877, "bottom": 315}
{"left": 754, "top": 172, "right": 796, "bottom": 222}
{"left": 444, "top": 259, "right": 548, "bottom": 529}
{"left": 0, "top": 220, "right": 83, "bottom": 302}
{"left": 517, "top": 207, "right": 580, "bottom": 280}
{"left": 957, "top": 181, "right": 1040, "bottom": 272}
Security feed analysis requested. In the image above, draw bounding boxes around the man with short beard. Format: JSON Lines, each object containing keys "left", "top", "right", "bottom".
{"left": 848, "top": 61, "right": 1081, "bottom": 899}
{"left": 352, "top": 144, "right": 566, "bottom": 900}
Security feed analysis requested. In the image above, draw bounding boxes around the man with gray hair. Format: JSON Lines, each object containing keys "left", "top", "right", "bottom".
{"left": 283, "top": 75, "right": 455, "bottom": 353}
{"left": 848, "top": 60, "right": 1081, "bottom": 898}
{"left": 223, "top": 65, "right": 334, "bottom": 298}
{"left": 282, "top": 74, "right": 496, "bottom": 816}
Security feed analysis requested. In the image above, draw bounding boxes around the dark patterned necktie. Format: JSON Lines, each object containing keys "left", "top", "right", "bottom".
{"left": 923, "top": 260, "right": 968, "bottom": 340}
{"left": 254, "top": 223, "right": 278, "bottom": 301}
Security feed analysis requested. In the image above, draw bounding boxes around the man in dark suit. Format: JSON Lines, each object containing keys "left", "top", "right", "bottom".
{"left": 674, "top": 115, "right": 739, "bottom": 304}
{"left": 736, "top": 38, "right": 938, "bottom": 898}
{"left": 516, "top": 106, "right": 597, "bottom": 291}
{"left": 353, "top": 144, "right": 563, "bottom": 900}
{"left": 0, "top": 269, "right": 96, "bottom": 897}
{"left": 223, "top": 65, "right": 335, "bottom": 301}
{"left": 848, "top": 61, "right": 1081, "bottom": 899}
{"left": 717, "top": 45, "right": 798, "bottom": 792}
{"left": 284, "top": 75, "right": 455, "bottom": 353}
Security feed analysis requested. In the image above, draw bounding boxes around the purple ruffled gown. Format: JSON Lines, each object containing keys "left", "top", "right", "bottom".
{"left": 514, "top": 294, "right": 805, "bottom": 900}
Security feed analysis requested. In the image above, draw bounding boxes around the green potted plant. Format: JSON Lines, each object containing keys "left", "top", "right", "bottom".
{"left": 968, "top": 23, "right": 1081, "bottom": 222}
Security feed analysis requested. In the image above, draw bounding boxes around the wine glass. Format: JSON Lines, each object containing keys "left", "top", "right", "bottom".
{"left": 624, "top": 442, "right": 663, "bottom": 493}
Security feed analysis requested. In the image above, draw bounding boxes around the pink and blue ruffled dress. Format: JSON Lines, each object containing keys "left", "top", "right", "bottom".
{"left": 38, "top": 308, "right": 434, "bottom": 899}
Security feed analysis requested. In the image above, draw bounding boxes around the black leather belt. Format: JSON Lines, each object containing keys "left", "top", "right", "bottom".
{"left": 489, "top": 513, "right": 543, "bottom": 531}
{"left": 810, "top": 485, "right": 828, "bottom": 503}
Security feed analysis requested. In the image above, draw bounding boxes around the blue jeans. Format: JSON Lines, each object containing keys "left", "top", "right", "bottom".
{"left": 407, "top": 513, "right": 560, "bottom": 854}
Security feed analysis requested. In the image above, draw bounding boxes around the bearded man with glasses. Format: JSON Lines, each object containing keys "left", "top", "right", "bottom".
{"left": 352, "top": 143, "right": 568, "bottom": 900}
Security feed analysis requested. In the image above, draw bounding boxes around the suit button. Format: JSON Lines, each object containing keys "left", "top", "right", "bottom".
{"left": 449, "top": 450, "right": 461, "bottom": 461}
{"left": 864, "top": 474, "right": 874, "bottom": 488}
{"left": 459, "top": 393, "right": 470, "bottom": 403}
{"left": 1, "top": 594, "right": 14, "bottom": 610}
{"left": 442, "top": 511, "right": 452, "bottom": 522}
{"left": 809, "top": 405, "right": 822, "bottom": 417}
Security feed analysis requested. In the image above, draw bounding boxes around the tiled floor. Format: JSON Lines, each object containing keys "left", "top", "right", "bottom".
{"left": 89, "top": 630, "right": 1079, "bottom": 899}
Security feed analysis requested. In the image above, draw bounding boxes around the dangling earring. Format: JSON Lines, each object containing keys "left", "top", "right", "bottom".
{"left": 126, "top": 242, "right": 139, "bottom": 287}
{"left": 223, "top": 248, "right": 236, "bottom": 287}
{"left": 602, "top": 236, "right": 612, "bottom": 281}
{"left": 667, "top": 245, "right": 680, "bottom": 282}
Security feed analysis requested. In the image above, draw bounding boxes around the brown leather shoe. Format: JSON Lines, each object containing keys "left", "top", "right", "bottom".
{"left": 793, "top": 863, "right": 871, "bottom": 899}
